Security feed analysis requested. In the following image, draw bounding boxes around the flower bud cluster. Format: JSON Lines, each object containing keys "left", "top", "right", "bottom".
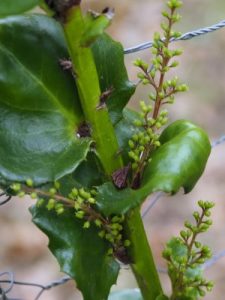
{"left": 128, "top": 101, "right": 168, "bottom": 172}
{"left": 162, "top": 200, "right": 214, "bottom": 299}
{"left": 10, "top": 180, "right": 130, "bottom": 258}
{"left": 133, "top": 0, "right": 188, "bottom": 113}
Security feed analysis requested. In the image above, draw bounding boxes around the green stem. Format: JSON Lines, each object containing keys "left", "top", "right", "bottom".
{"left": 63, "top": 6, "right": 122, "bottom": 176}
{"left": 63, "top": 5, "right": 163, "bottom": 300}
{"left": 125, "top": 207, "right": 163, "bottom": 300}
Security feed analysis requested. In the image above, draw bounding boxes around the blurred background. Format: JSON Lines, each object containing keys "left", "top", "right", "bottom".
{"left": 1, "top": 0, "right": 225, "bottom": 299}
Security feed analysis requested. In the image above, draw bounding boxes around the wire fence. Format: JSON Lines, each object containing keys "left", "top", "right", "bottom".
{"left": 1, "top": 18, "right": 225, "bottom": 300}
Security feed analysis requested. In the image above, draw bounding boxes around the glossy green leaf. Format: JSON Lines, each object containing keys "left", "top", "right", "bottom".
{"left": 72, "top": 151, "right": 106, "bottom": 188}
{"left": 81, "top": 12, "right": 113, "bottom": 47}
{"left": 97, "top": 120, "right": 211, "bottom": 216}
{"left": 92, "top": 35, "right": 136, "bottom": 124}
{"left": 31, "top": 205, "right": 120, "bottom": 300}
{"left": 0, "top": 15, "right": 88, "bottom": 185}
{"left": 0, "top": 0, "right": 38, "bottom": 17}
{"left": 109, "top": 289, "right": 143, "bottom": 300}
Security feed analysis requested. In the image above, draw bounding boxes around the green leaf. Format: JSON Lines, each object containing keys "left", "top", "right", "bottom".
{"left": 0, "top": 15, "right": 89, "bottom": 185}
{"left": 97, "top": 120, "right": 211, "bottom": 216}
{"left": 92, "top": 35, "right": 136, "bottom": 124}
{"left": 72, "top": 151, "right": 106, "bottom": 188}
{"left": 31, "top": 205, "right": 120, "bottom": 300}
{"left": 0, "top": 0, "right": 38, "bottom": 17}
{"left": 109, "top": 289, "right": 143, "bottom": 300}
{"left": 81, "top": 12, "right": 113, "bottom": 47}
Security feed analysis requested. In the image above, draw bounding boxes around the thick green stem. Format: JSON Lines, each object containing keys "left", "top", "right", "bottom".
{"left": 63, "top": 6, "right": 122, "bottom": 176}
{"left": 63, "top": 5, "right": 163, "bottom": 300}
{"left": 125, "top": 207, "right": 163, "bottom": 300}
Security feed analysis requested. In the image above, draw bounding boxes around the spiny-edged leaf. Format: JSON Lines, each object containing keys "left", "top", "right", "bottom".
{"left": 109, "top": 289, "right": 143, "bottom": 300}
{"left": 97, "top": 120, "right": 211, "bottom": 216}
{"left": 0, "top": 0, "right": 38, "bottom": 17}
{"left": 92, "top": 34, "right": 136, "bottom": 124}
{"left": 31, "top": 205, "right": 120, "bottom": 300}
{"left": 0, "top": 15, "right": 89, "bottom": 185}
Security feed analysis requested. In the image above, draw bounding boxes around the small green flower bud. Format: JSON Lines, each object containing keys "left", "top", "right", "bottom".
{"left": 30, "top": 192, "right": 37, "bottom": 199}
{"left": 124, "top": 240, "right": 131, "bottom": 247}
{"left": 204, "top": 210, "right": 211, "bottom": 217}
{"left": 161, "top": 10, "right": 169, "bottom": 18}
{"left": 133, "top": 58, "right": 143, "bottom": 67}
{"left": 46, "top": 198, "right": 55, "bottom": 210}
{"left": 167, "top": 0, "right": 182, "bottom": 9}
{"left": 18, "top": 191, "right": 25, "bottom": 198}
{"left": 55, "top": 204, "right": 64, "bottom": 215}
{"left": 116, "top": 234, "right": 122, "bottom": 241}
{"left": 194, "top": 241, "right": 202, "bottom": 248}
{"left": 180, "top": 230, "right": 187, "bottom": 240}
{"left": 88, "top": 197, "right": 96, "bottom": 204}
{"left": 71, "top": 188, "right": 78, "bottom": 197}
{"left": 75, "top": 210, "right": 85, "bottom": 219}
{"left": 150, "top": 69, "right": 156, "bottom": 79}
{"left": 111, "top": 230, "right": 118, "bottom": 236}
{"left": 162, "top": 248, "right": 172, "bottom": 259}
{"left": 95, "top": 219, "right": 102, "bottom": 227}
{"left": 155, "top": 122, "right": 162, "bottom": 129}
{"left": 111, "top": 216, "right": 120, "bottom": 223}
{"left": 134, "top": 119, "right": 143, "bottom": 127}
{"left": 142, "top": 78, "right": 150, "bottom": 85}
{"left": 204, "top": 219, "right": 213, "bottom": 226}
{"left": 79, "top": 188, "right": 91, "bottom": 199}
{"left": 11, "top": 183, "right": 21, "bottom": 192}
{"left": 74, "top": 202, "right": 81, "bottom": 210}
{"left": 98, "top": 230, "right": 105, "bottom": 238}
{"left": 172, "top": 15, "right": 182, "bottom": 23}
{"left": 83, "top": 221, "right": 90, "bottom": 229}
{"left": 26, "top": 178, "right": 33, "bottom": 187}
{"left": 132, "top": 134, "right": 139, "bottom": 142}
{"left": 128, "top": 139, "right": 135, "bottom": 149}
{"left": 193, "top": 211, "right": 200, "bottom": 221}
{"left": 54, "top": 181, "right": 60, "bottom": 189}
{"left": 36, "top": 198, "right": 45, "bottom": 207}
{"left": 107, "top": 248, "right": 114, "bottom": 256}
{"left": 161, "top": 22, "right": 169, "bottom": 33}
{"left": 154, "top": 141, "right": 161, "bottom": 147}
{"left": 49, "top": 188, "right": 56, "bottom": 195}
{"left": 171, "top": 30, "right": 182, "bottom": 38}
{"left": 173, "top": 49, "right": 183, "bottom": 56}
{"left": 170, "top": 61, "right": 179, "bottom": 68}
{"left": 132, "top": 162, "right": 138, "bottom": 170}
{"left": 137, "top": 72, "right": 145, "bottom": 80}
{"left": 199, "top": 224, "right": 209, "bottom": 232}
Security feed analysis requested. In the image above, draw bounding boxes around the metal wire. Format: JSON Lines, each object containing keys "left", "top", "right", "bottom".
{"left": 211, "top": 135, "right": 225, "bottom": 148}
{"left": 124, "top": 19, "right": 225, "bottom": 54}
{"left": 142, "top": 192, "right": 165, "bottom": 219}
{"left": 0, "top": 273, "right": 71, "bottom": 300}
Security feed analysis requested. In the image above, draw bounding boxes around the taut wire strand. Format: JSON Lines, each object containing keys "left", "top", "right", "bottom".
{"left": 124, "top": 19, "right": 225, "bottom": 54}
